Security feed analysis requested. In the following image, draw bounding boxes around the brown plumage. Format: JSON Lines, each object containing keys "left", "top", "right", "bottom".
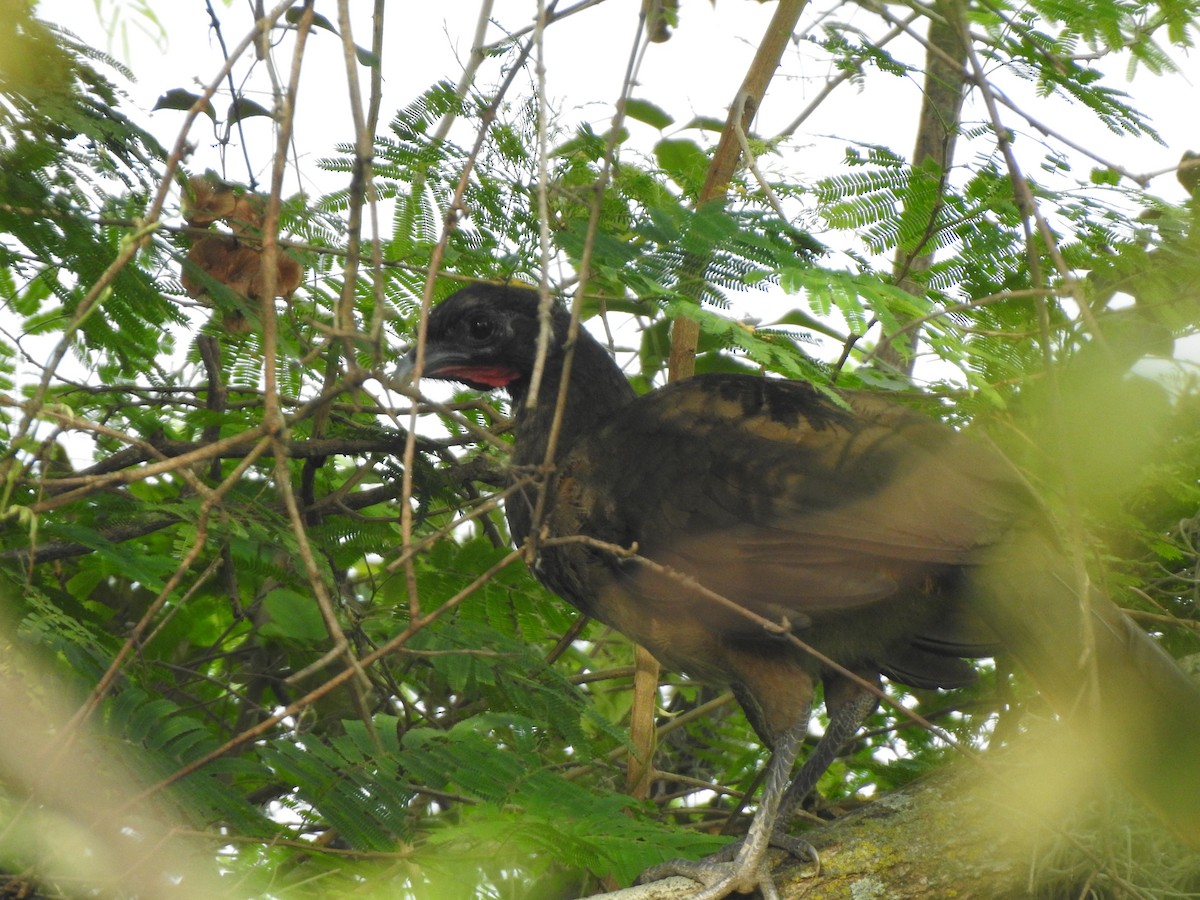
{"left": 400, "top": 283, "right": 1200, "bottom": 898}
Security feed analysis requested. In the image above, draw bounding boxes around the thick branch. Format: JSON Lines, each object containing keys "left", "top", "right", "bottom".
{"left": 666, "top": 0, "right": 809, "bottom": 381}
{"left": 876, "top": 0, "right": 968, "bottom": 374}
{"left": 587, "top": 735, "right": 1191, "bottom": 899}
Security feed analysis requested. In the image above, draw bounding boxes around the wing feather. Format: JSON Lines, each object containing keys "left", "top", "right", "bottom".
{"left": 553, "top": 375, "right": 1018, "bottom": 663}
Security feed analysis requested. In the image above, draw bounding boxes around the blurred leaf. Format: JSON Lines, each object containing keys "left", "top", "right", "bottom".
{"left": 625, "top": 97, "right": 673, "bottom": 130}
{"left": 152, "top": 87, "right": 214, "bottom": 119}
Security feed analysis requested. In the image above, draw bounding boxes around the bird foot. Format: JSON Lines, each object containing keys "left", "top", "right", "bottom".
{"left": 637, "top": 833, "right": 818, "bottom": 899}
{"left": 638, "top": 857, "right": 778, "bottom": 900}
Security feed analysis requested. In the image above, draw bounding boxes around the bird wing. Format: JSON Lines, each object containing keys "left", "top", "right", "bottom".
{"left": 552, "top": 375, "right": 1024, "bottom": 653}
{"left": 544, "top": 373, "right": 1200, "bottom": 841}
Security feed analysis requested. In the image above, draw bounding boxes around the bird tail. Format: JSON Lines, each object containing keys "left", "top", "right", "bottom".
{"left": 975, "top": 531, "right": 1200, "bottom": 846}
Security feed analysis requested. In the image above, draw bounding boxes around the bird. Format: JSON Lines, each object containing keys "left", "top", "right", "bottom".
{"left": 397, "top": 282, "right": 1200, "bottom": 899}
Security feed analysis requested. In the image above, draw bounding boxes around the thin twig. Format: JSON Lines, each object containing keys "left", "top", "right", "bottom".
{"left": 117, "top": 547, "right": 526, "bottom": 810}
{"left": 952, "top": 5, "right": 1103, "bottom": 721}
{"left": 539, "top": 533, "right": 975, "bottom": 760}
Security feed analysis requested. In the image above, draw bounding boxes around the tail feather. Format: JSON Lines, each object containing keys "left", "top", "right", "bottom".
{"left": 976, "top": 532, "right": 1200, "bottom": 844}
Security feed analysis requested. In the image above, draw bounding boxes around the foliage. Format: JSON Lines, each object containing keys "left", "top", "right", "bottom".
{"left": 1, "top": 1, "right": 1199, "bottom": 897}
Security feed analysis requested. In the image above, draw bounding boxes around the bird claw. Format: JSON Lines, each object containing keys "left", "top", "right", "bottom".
{"left": 764, "top": 833, "right": 821, "bottom": 875}
{"left": 637, "top": 834, "right": 818, "bottom": 899}
{"left": 638, "top": 858, "right": 778, "bottom": 900}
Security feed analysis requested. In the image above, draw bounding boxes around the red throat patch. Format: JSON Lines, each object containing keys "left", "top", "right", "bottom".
{"left": 437, "top": 365, "right": 520, "bottom": 388}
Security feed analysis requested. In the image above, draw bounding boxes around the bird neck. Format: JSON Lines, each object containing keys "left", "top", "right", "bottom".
{"left": 507, "top": 330, "right": 636, "bottom": 469}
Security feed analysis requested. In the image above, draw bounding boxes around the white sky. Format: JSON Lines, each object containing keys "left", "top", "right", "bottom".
{"left": 24, "top": 0, "right": 1200, "bottom": 385}
{"left": 41, "top": 1, "right": 1200, "bottom": 203}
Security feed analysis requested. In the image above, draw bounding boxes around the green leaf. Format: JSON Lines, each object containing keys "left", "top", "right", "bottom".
{"left": 259, "top": 589, "right": 328, "bottom": 642}
{"left": 152, "top": 87, "right": 214, "bottom": 120}
{"left": 654, "top": 137, "right": 709, "bottom": 197}
{"left": 680, "top": 114, "right": 727, "bottom": 132}
{"left": 356, "top": 44, "right": 381, "bottom": 67}
{"left": 285, "top": 8, "right": 340, "bottom": 35}
{"left": 227, "top": 96, "right": 274, "bottom": 124}
{"left": 625, "top": 97, "right": 673, "bottom": 130}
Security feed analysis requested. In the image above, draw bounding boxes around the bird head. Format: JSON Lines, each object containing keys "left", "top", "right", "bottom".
{"left": 395, "top": 284, "right": 566, "bottom": 394}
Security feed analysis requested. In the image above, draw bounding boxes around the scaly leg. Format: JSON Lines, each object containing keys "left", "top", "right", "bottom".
{"left": 639, "top": 679, "right": 877, "bottom": 897}
{"left": 638, "top": 717, "right": 809, "bottom": 899}
{"left": 775, "top": 681, "right": 877, "bottom": 826}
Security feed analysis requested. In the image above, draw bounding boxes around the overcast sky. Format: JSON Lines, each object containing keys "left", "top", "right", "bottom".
{"left": 40, "top": 1, "right": 1198, "bottom": 198}
{"left": 26, "top": 0, "right": 1200, "bottom": 382}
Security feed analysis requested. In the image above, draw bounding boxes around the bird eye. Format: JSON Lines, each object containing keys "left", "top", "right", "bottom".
{"left": 467, "top": 315, "right": 494, "bottom": 341}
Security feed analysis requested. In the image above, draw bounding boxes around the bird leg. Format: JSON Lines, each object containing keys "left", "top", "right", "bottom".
{"left": 638, "top": 683, "right": 876, "bottom": 898}
{"left": 775, "top": 682, "right": 877, "bottom": 826}
{"left": 638, "top": 716, "right": 811, "bottom": 899}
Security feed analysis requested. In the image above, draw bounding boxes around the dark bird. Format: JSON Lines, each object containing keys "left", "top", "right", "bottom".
{"left": 398, "top": 283, "right": 1200, "bottom": 898}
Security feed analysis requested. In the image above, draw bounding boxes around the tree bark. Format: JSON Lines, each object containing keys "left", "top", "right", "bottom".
{"left": 877, "top": 0, "right": 969, "bottom": 374}
{"left": 666, "top": 0, "right": 809, "bottom": 381}
{"left": 588, "top": 724, "right": 1197, "bottom": 899}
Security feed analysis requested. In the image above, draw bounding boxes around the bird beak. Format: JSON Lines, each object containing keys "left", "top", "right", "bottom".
{"left": 392, "top": 346, "right": 419, "bottom": 387}
{"left": 388, "top": 344, "right": 519, "bottom": 393}
{"left": 389, "top": 344, "right": 478, "bottom": 389}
